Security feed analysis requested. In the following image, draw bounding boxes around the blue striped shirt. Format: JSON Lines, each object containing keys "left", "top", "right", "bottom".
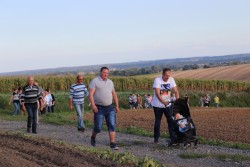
{"left": 69, "top": 83, "right": 89, "bottom": 104}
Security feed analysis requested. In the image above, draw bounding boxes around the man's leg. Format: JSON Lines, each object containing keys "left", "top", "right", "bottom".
{"left": 91, "top": 107, "right": 104, "bottom": 147}
{"left": 73, "top": 104, "right": 84, "bottom": 130}
{"left": 13, "top": 103, "right": 18, "bottom": 116}
{"left": 106, "top": 106, "right": 118, "bottom": 150}
{"left": 32, "top": 104, "right": 38, "bottom": 133}
{"left": 163, "top": 107, "right": 176, "bottom": 142}
{"left": 25, "top": 104, "right": 33, "bottom": 132}
{"left": 80, "top": 104, "right": 85, "bottom": 129}
{"left": 153, "top": 107, "right": 163, "bottom": 143}
{"left": 51, "top": 105, "right": 54, "bottom": 112}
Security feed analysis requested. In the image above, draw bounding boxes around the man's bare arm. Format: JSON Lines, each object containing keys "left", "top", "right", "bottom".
{"left": 112, "top": 90, "right": 119, "bottom": 113}
{"left": 89, "top": 88, "right": 98, "bottom": 113}
{"left": 172, "top": 86, "right": 180, "bottom": 99}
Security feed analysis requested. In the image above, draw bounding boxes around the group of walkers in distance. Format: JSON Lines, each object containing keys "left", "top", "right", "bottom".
{"left": 128, "top": 93, "right": 153, "bottom": 109}
{"left": 9, "top": 66, "right": 220, "bottom": 151}
{"left": 199, "top": 94, "right": 220, "bottom": 108}
{"left": 9, "top": 79, "right": 56, "bottom": 133}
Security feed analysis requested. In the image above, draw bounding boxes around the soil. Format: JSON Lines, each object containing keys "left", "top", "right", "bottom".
{"left": 0, "top": 133, "right": 124, "bottom": 167}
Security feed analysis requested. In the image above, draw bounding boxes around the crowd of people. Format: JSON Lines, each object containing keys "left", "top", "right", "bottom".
{"left": 7, "top": 66, "right": 222, "bottom": 151}
{"left": 9, "top": 82, "right": 56, "bottom": 120}
{"left": 128, "top": 94, "right": 153, "bottom": 109}
{"left": 199, "top": 94, "right": 220, "bottom": 108}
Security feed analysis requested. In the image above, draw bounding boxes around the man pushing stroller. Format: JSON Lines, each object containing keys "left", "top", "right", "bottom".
{"left": 151, "top": 68, "right": 179, "bottom": 145}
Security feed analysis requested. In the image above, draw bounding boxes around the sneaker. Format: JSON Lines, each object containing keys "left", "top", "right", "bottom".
{"left": 110, "top": 142, "right": 119, "bottom": 150}
{"left": 27, "top": 128, "right": 31, "bottom": 133}
{"left": 32, "top": 131, "right": 37, "bottom": 134}
{"left": 78, "top": 128, "right": 85, "bottom": 132}
{"left": 169, "top": 141, "right": 178, "bottom": 146}
{"left": 91, "top": 137, "right": 96, "bottom": 147}
{"left": 154, "top": 139, "right": 159, "bottom": 144}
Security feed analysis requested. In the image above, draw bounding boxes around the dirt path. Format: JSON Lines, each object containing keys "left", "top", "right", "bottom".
{"left": 0, "top": 119, "right": 249, "bottom": 167}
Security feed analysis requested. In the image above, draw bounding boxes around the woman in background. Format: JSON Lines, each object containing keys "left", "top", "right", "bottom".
{"left": 9, "top": 88, "right": 20, "bottom": 116}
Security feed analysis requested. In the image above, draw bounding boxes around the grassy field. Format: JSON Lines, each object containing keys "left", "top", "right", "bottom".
{"left": 1, "top": 89, "right": 250, "bottom": 112}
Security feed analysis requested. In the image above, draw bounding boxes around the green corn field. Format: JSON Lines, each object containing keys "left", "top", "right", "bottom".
{"left": 0, "top": 75, "right": 249, "bottom": 93}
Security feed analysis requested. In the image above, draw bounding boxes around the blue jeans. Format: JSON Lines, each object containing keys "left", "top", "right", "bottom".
{"left": 12, "top": 102, "right": 20, "bottom": 115}
{"left": 25, "top": 103, "right": 38, "bottom": 132}
{"left": 93, "top": 105, "right": 116, "bottom": 133}
{"left": 153, "top": 106, "right": 177, "bottom": 142}
{"left": 73, "top": 103, "right": 85, "bottom": 129}
{"left": 45, "top": 106, "right": 52, "bottom": 114}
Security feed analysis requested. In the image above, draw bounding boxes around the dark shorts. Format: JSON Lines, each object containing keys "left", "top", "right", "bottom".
{"left": 93, "top": 105, "right": 116, "bottom": 133}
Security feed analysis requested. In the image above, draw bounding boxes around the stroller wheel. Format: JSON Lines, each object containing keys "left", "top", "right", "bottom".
{"left": 167, "top": 141, "right": 172, "bottom": 147}
{"left": 194, "top": 140, "right": 198, "bottom": 149}
{"left": 183, "top": 142, "right": 189, "bottom": 149}
{"left": 167, "top": 141, "right": 178, "bottom": 147}
{"left": 190, "top": 142, "right": 197, "bottom": 149}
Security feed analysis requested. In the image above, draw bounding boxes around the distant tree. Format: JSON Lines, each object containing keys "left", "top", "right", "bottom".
{"left": 203, "top": 64, "right": 210, "bottom": 68}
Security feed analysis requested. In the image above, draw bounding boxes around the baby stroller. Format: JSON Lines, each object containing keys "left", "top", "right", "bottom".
{"left": 167, "top": 99, "right": 198, "bottom": 148}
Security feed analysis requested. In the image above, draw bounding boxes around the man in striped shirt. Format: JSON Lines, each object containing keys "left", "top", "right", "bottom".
{"left": 69, "top": 74, "right": 89, "bottom": 132}
{"left": 21, "top": 76, "right": 43, "bottom": 133}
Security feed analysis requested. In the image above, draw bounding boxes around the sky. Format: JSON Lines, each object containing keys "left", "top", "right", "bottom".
{"left": 0, "top": 0, "right": 250, "bottom": 73}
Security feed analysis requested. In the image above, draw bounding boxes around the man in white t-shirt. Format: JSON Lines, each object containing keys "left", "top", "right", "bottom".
{"left": 152, "top": 68, "right": 179, "bottom": 144}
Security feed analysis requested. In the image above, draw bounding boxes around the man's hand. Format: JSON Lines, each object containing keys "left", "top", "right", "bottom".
{"left": 69, "top": 99, "right": 73, "bottom": 110}
{"left": 22, "top": 105, "right": 26, "bottom": 112}
{"left": 115, "top": 106, "right": 120, "bottom": 113}
{"left": 91, "top": 104, "right": 98, "bottom": 113}
{"left": 40, "top": 104, "right": 44, "bottom": 110}
{"left": 69, "top": 104, "right": 73, "bottom": 110}
{"left": 163, "top": 101, "right": 169, "bottom": 106}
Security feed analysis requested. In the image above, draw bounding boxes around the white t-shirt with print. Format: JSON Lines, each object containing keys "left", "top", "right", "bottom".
{"left": 152, "top": 76, "right": 177, "bottom": 108}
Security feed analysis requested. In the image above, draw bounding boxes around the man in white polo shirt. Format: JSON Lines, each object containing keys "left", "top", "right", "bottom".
{"left": 152, "top": 68, "right": 179, "bottom": 144}
{"left": 89, "top": 67, "right": 120, "bottom": 150}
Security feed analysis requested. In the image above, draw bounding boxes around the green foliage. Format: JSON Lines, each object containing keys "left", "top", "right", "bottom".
{"left": 197, "top": 136, "right": 250, "bottom": 150}
{"left": 78, "top": 147, "right": 165, "bottom": 167}
{"left": 179, "top": 153, "right": 250, "bottom": 162}
{"left": 0, "top": 76, "right": 249, "bottom": 93}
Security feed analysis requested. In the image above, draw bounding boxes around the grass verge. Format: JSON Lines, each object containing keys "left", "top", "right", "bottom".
{"left": 179, "top": 152, "right": 250, "bottom": 163}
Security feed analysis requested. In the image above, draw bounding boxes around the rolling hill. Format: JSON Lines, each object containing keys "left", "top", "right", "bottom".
{"left": 170, "top": 64, "right": 250, "bottom": 81}
{"left": 0, "top": 53, "right": 250, "bottom": 76}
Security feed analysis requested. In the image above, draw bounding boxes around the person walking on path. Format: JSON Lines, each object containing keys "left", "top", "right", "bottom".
{"left": 34, "top": 82, "right": 44, "bottom": 125}
{"left": 50, "top": 91, "right": 56, "bottom": 112}
{"left": 43, "top": 89, "right": 53, "bottom": 114}
{"left": 152, "top": 68, "right": 179, "bottom": 145}
{"left": 214, "top": 95, "right": 220, "bottom": 108}
{"left": 9, "top": 88, "right": 20, "bottom": 116}
{"left": 89, "top": 67, "right": 120, "bottom": 150}
{"left": 21, "top": 76, "right": 43, "bottom": 133}
{"left": 137, "top": 94, "right": 143, "bottom": 109}
{"left": 69, "top": 74, "right": 89, "bottom": 132}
